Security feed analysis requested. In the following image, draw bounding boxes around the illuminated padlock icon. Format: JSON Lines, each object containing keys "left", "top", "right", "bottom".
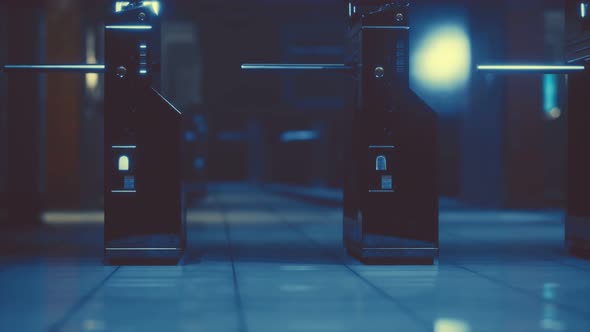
{"left": 376, "top": 155, "right": 387, "bottom": 171}
{"left": 118, "top": 155, "right": 130, "bottom": 171}
{"left": 117, "top": 155, "right": 135, "bottom": 190}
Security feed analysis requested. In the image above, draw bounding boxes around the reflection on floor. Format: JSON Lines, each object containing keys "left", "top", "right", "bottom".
{"left": 1, "top": 183, "right": 590, "bottom": 332}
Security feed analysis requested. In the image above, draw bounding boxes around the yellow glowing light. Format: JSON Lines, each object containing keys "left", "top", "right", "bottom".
{"left": 85, "top": 73, "right": 99, "bottom": 91}
{"left": 115, "top": 2, "right": 129, "bottom": 12}
{"left": 85, "top": 29, "right": 98, "bottom": 92}
{"left": 85, "top": 30, "right": 99, "bottom": 92}
{"left": 146, "top": 1, "right": 160, "bottom": 15}
{"left": 413, "top": 25, "right": 471, "bottom": 91}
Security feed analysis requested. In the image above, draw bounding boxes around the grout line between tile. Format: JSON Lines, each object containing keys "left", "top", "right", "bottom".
{"left": 48, "top": 266, "right": 120, "bottom": 332}
{"left": 218, "top": 193, "right": 249, "bottom": 332}
{"left": 264, "top": 197, "right": 432, "bottom": 332}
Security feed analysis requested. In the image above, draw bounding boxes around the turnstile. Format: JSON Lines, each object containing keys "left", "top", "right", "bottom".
{"left": 242, "top": 0, "right": 439, "bottom": 264}
{"left": 3, "top": 0, "right": 186, "bottom": 264}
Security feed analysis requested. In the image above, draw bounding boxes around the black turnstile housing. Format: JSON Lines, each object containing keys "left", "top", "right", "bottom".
{"left": 103, "top": 3, "right": 185, "bottom": 263}
{"left": 343, "top": 1, "right": 438, "bottom": 263}
{"left": 566, "top": 71, "right": 590, "bottom": 257}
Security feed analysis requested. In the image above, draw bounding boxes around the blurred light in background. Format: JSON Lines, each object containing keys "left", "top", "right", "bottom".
{"left": 280, "top": 130, "right": 319, "bottom": 143}
{"left": 413, "top": 24, "right": 471, "bottom": 92}
{"left": 581, "top": 2, "right": 588, "bottom": 18}
{"left": 543, "top": 74, "right": 561, "bottom": 120}
{"left": 547, "top": 107, "right": 562, "bottom": 120}
{"left": 85, "top": 29, "right": 99, "bottom": 92}
{"left": 43, "top": 211, "right": 104, "bottom": 224}
{"left": 184, "top": 131, "right": 197, "bottom": 142}
{"left": 85, "top": 73, "right": 99, "bottom": 91}
{"left": 194, "top": 157, "right": 205, "bottom": 170}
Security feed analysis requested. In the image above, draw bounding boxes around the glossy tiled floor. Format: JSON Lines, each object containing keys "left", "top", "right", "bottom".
{"left": 1, "top": 184, "right": 590, "bottom": 332}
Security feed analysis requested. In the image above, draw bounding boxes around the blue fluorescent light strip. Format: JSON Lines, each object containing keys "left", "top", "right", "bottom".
{"left": 241, "top": 64, "right": 350, "bottom": 70}
{"left": 140, "top": 44, "right": 147, "bottom": 49}
{"left": 139, "top": 69, "right": 148, "bottom": 74}
{"left": 4, "top": 64, "right": 105, "bottom": 70}
{"left": 105, "top": 25, "right": 152, "bottom": 30}
{"left": 363, "top": 26, "right": 410, "bottom": 30}
{"left": 106, "top": 248, "right": 179, "bottom": 251}
{"left": 111, "top": 190, "right": 136, "bottom": 193}
{"left": 112, "top": 145, "right": 136, "bottom": 149}
{"left": 367, "top": 247, "right": 436, "bottom": 250}
{"left": 582, "top": 3, "right": 587, "bottom": 18}
{"left": 478, "top": 65, "right": 584, "bottom": 71}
